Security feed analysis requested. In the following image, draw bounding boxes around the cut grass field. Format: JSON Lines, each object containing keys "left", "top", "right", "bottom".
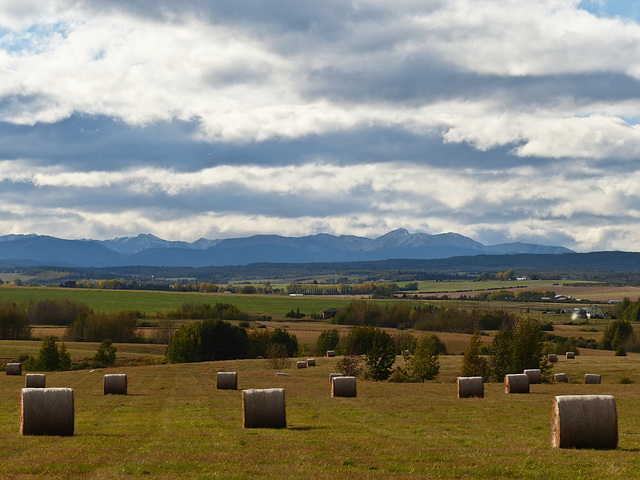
{"left": 2, "top": 351, "right": 640, "bottom": 479}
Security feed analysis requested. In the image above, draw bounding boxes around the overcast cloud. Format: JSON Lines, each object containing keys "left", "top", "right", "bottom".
{"left": 1, "top": 0, "right": 640, "bottom": 252}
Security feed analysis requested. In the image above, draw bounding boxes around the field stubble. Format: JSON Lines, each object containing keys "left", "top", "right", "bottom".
{"left": 1, "top": 352, "right": 640, "bottom": 479}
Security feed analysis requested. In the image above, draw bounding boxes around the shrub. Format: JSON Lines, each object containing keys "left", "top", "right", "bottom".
{"left": 266, "top": 344, "right": 291, "bottom": 370}
{"left": 285, "top": 308, "right": 305, "bottom": 319}
{"left": 393, "top": 332, "right": 416, "bottom": 355}
{"left": 615, "top": 346, "right": 627, "bottom": 357}
{"left": 336, "top": 355, "right": 364, "bottom": 377}
{"left": 93, "top": 339, "right": 117, "bottom": 367}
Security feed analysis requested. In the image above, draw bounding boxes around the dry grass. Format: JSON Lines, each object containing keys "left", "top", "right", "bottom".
{"left": 0, "top": 350, "right": 640, "bottom": 478}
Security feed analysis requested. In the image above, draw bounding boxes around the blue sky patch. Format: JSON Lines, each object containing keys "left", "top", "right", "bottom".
{"left": 579, "top": 0, "right": 640, "bottom": 22}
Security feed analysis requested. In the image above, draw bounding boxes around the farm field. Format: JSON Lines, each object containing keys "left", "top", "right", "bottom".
{"left": 0, "top": 287, "right": 360, "bottom": 316}
{"left": 0, "top": 340, "right": 166, "bottom": 366}
{"left": 427, "top": 282, "right": 640, "bottom": 302}
{"left": 1, "top": 351, "right": 640, "bottom": 479}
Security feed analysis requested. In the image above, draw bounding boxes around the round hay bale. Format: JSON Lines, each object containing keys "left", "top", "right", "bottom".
{"left": 25, "top": 374, "right": 46, "bottom": 388}
{"left": 296, "top": 361, "right": 306, "bottom": 369}
{"left": 6, "top": 363, "right": 22, "bottom": 375}
{"left": 504, "top": 374, "right": 530, "bottom": 394}
{"left": 104, "top": 374, "right": 127, "bottom": 395}
{"left": 329, "top": 372, "right": 343, "bottom": 384}
{"left": 332, "top": 376, "right": 357, "bottom": 398}
{"left": 457, "top": 376, "right": 484, "bottom": 398}
{"left": 554, "top": 373, "right": 568, "bottom": 383}
{"left": 552, "top": 395, "right": 617, "bottom": 449}
{"left": 21, "top": 387, "right": 74, "bottom": 436}
{"left": 585, "top": 374, "right": 601, "bottom": 384}
{"left": 217, "top": 372, "right": 238, "bottom": 390}
{"left": 326, "top": 350, "right": 335, "bottom": 357}
{"left": 548, "top": 354, "right": 558, "bottom": 363}
{"left": 306, "top": 358, "right": 316, "bottom": 367}
{"left": 566, "top": 352, "right": 575, "bottom": 359}
{"left": 242, "top": 388, "right": 286, "bottom": 428}
{"left": 524, "top": 369, "right": 542, "bottom": 384}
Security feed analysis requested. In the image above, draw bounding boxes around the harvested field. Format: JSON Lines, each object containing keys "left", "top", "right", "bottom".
{"left": 0, "top": 350, "right": 640, "bottom": 478}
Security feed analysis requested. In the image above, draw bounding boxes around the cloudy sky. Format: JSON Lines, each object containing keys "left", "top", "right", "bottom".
{"left": 1, "top": 0, "right": 640, "bottom": 252}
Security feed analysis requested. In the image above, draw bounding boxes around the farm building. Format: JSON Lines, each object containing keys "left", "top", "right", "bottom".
{"left": 560, "top": 306, "right": 606, "bottom": 319}
{"left": 321, "top": 308, "right": 341, "bottom": 319}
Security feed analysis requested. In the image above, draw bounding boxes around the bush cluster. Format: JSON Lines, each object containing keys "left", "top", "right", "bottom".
{"left": 165, "top": 319, "right": 299, "bottom": 364}
{"left": 332, "top": 300, "right": 518, "bottom": 334}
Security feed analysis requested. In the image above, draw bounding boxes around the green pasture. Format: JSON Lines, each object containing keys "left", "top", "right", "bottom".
{"left": 1, "top": 352, "right": 640, "bottom": 479}
{"left": 0, "top": 287, "right": 361, "bottom": 316}
{"left": 406, "top": 279, "right": 560, "bottom": 293}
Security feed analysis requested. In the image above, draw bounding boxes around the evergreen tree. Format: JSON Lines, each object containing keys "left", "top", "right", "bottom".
{"left": 408, "top": 334, "right": 441, "bottom": 381}
{"left": 364, "top": 328, "right": 396, "bottom": 381}
{"left": 460, "top": 330, "right": 488, "bottom": 379}
{"left": 488, "top": 317, "right": 549, "bottom": 382}
{"left": 93, "top": 339, "right": 117, "bottom": 367}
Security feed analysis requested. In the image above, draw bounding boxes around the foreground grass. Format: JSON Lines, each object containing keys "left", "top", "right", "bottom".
{"left": 1, "top": 352, "right": 640, "bottom": 479}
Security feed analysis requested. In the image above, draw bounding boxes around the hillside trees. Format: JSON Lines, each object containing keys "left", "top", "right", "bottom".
{"left": 165, "top": 302, "right": 249, "bottom": 321}
{"left": 165, "top": 318, "right": 249, "bottom": 363}
{"left": 27, "top": 299, "right": 91, "bottom": 326}
{"left": 66, "top": 310, "right": 138, "bottom": 342}
{"left": 601, "top": 319, "right": 634, "bottom": 351}
{"left": 0, "top": 301, "right": 30, "bottom": 340}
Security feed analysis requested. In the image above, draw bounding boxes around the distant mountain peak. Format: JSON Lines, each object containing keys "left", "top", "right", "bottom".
{"left": 0, "top": 229, "right": 574, "bottom": 267}
{"left": 377, "top": 228, "right": 410, "bottom": 238}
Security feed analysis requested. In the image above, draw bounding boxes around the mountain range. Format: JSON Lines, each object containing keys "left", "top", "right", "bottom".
{"left": 0, "top": 229, "right": 574, "bottom": 268}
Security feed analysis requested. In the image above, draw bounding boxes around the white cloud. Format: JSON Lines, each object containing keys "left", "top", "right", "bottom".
{"left": 1, "top": 1, "right": 640, "bottom": 252}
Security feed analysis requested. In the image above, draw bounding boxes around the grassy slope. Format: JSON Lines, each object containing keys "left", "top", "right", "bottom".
{"left": 1, "top": 352, "right": 640, "bottom": 479}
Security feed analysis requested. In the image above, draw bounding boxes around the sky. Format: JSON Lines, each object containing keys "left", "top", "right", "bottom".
{"left": 1, "top": 0, "right": 640, "bottom": 252}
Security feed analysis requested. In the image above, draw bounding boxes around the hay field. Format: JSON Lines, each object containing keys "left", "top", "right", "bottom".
{"left": 2, "top": 351, "right": 640, "bottom": 479}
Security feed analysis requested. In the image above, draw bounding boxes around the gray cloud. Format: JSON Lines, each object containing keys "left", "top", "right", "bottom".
{"left": 0, "top": 1, "right": 639, "bottom": 252}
